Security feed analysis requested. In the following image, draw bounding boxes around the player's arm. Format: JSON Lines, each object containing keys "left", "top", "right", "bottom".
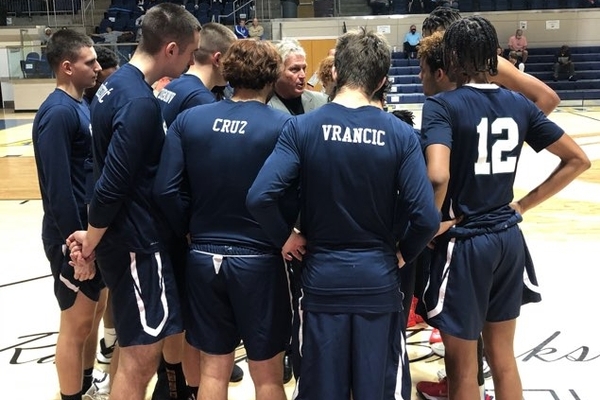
{"left": 490, "top": 57, "right": 560, "bottom": 116}
{"left": 421, "top": 98, "right": 452, "bottom": 210}
{"left": 87, "top": 98, "right": 162, "bottom": 253}
{"left": 513, "top": 133, "right": 590, "bottom": 214}
{"left": 35, "top": 106, "right": 85, "bottom": 238}
{"left": 153, "top": 115, "right": 188, "bottom": 237}
{"left": 247, "top": 118, "right": 300, "bottom": 249}
{"left": 396, "top": 134, "right": 440, "bottom": 263}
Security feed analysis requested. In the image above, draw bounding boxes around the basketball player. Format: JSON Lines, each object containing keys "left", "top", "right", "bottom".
{"left": 32, "top": 29, "right": 106, "bottom": 400}
{"left": 154, "top": 22, "right": 241, "bottom": 399}
{"left": 158, "top": 22, "right": 237, "bottom": 128}
{"left": 247, "top": 28, "right": 440, "bottom": 400}
{"left": 66, "top": 4, "right": 201, "bottom": 400}
{"left": 154, "top": 39, "right": 294, "bottom": 400}
{"left": 422, "top": 6, "right": 560, "bottom": 116}
{"left": 419, "top": 16, "right": 589, "bottom": 400}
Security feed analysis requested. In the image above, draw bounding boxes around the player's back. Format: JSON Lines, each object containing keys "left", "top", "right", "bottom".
{"left": 421, "top": 84, "right": 563, "bottom": 228}
{"left": 89, "top": 63, "right": 168, "bottom": 251}
{"left": 169, "top": 99, "right": 293, "bottom": 250}
{"left": 157, "top": 74, "right": 216, "bottom": 128}
{"left": 294, "top": 102, "right": 425, "bottom": 251}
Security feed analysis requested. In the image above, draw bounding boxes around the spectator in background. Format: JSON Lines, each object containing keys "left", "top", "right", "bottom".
{"left": 403, "top": 24, "right": 421, "bottom": 59}
{"left": 248, "top": 17, "right": 264, "bottom": 40}
{"left": 553, "top": 44, "right": 576, "bottom": 81}
{"left": 507, "top": 28, "right": 528, "bottom": 63}
{"left": 40, "top": 27, "right": 53, "bottom": 45}
{"left": 234, "top": 18, "right": 249, "bottom": 39}
{"left": 508, "top": 51, "right": 525, "bottom": 72}
{"left": 91, "top": 26, "right": 133, "bottom": 52}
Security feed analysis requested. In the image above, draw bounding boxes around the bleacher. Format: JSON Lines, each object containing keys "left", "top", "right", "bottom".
{"left": 97, "top": 0, "right": 253, "bottom": 36}
{"left": 386, "top": 46, "right": 600, "bottom": 106}
{"left": 3, "top": 0, "right": 81, "bottom": 16}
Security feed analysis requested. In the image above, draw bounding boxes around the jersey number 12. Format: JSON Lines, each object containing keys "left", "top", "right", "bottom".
{"left": 474, "top": 117, "right": 518, "bottom": 175}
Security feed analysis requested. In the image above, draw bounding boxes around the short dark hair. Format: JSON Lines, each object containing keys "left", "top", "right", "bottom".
{"left": 392, "top": 110, "right": 415, "bottom": 127}
{"left": 138, "top": 3, "right": 201, "bottom": 56}
{"left": 334, "top": 28, "right": 391, "bottom": 98}
{"left": 46, "top": 28, "right": 94, "bottom": 71}
{"left": 194, "top": 22, "right": 236, "bottom": 64}
{"left": 222, "top": 40, "right": 281, "bottom": 90}
{"left": 94, "top": 46, "right": 120, "bottom": 70}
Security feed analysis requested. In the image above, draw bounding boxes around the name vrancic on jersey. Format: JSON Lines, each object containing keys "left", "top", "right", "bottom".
{"left": 322, "top": 124, "right": 386, "bottom": 146}
{"left": 157, "top": 89, "right": 176, "bottom": 104}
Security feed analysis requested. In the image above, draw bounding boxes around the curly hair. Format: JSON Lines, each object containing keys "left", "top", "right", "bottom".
{"left": 417, "top": 31, "right": 445, "bottom": 74}
{"left": 222, "top": 40, "right": 281, "bottom": 90}
{"left": 316, "top": 55, "right": 335, "bottom": 94}
{"left": 443, "top": 16, "right": 499, "bottom": 83}
{"left": 422, "top": 6, "right": 461, "bottom": 37}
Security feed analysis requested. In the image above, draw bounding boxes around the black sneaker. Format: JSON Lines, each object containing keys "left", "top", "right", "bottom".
{"left": 229, "top": 364, "right": 244, "bottom": 383}
{"left": 283, "top": 353, "right": 293, "bottom": 384}
{"left": 96, "top": 338, "right": 115, "bottom": 365}
{"left": 569, "top": 75, "right": 577, "bottom": 81}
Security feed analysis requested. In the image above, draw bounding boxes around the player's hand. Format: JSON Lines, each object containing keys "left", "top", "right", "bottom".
{"left": 396, "top": 251, "right": 406, "bottom": 269}
{"left": 282, "top": 229, "right": 307, "bottom": 261}
{"left": 509, "top": 201, "right": 524, "bottom": 215}
{"left": 69, "top": 250, "right": 96, "bottom": 281}
{"left": 428, "top": 216, "right": 463, "bottom": 249}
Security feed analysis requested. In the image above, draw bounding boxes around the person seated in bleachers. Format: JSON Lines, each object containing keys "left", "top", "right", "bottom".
{"left": 234, "top": 18, "right": 249, "bottom": 39}
{"left": 507, "top": 28, "right": 528, "bottom": 63}
{"left": 553, "top": 45, "right": 576, "bottom": 81}
{"left": 403, "top": 24, "right": 421, "bottom": 59}
{"left": 508, "top": 51, "right": 525, "bottom": 72}
{"left": 369, "top": 0, "right": 390, "bottom": 15}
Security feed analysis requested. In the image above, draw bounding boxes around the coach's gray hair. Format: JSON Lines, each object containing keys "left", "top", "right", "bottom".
{"left": 273, "top": 39, "right": 306, "bottom": 63}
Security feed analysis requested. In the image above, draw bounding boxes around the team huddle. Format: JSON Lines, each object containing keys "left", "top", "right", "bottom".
{"left": 32, "top": 3, "right": 589, "bottom": 400}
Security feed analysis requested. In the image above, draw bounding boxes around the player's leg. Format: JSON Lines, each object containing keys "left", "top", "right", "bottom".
{"left": 230, "top": 254, "right": 290, "bottom": 400}
{"left": 482, "top": 319, "right": 521, "bottom": 400}
{"left": 97, "top": 290, "right": 116, "bottom": 365}
{"left": 441, "top": 332, "right": 480, "bottom": 399}
{"left": 352, "top": 311, "right": 410, "bottom": 400}
{"left": 81, "top": 287, "right": 108, "bottom": 395}
{"left": 111, "top": 341, "right": 164, "bottom": 400}
{"left": 56, "top": 291, "right": 100, "bottom": 397}
{"left": 197, "top": 351, "right": 234, "bottom": 400}
{"left": 295, "top": 311, "right": 352, "bottom": 400}
{"left": 248, "top": 353, "right": 286, "bottom": 400}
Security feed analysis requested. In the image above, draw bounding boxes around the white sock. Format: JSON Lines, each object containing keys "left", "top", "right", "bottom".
{"left": 103, "top": 328, "right": 117, "bottom": 348}
{"left": 479, "top": 384, "right": 485, "bottom": 400}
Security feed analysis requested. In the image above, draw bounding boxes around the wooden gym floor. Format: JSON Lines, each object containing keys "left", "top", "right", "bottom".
{"left": 0, "top": 106, "right": 598, "bottom": 399}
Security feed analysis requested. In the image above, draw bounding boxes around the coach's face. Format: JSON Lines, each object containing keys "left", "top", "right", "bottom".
{"left": 275, "top": 53, "right": 307, "bottom": 99}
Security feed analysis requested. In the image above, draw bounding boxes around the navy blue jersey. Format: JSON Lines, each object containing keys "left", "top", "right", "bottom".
{"left": 32, "top": 89, "right": 91, "bottom": 244}
{"left": 247, "top": 103, "right": 439, "bottom": 312}
{"left": 154, "top": 99, "right": 294, "bottom": 251}
{"left": 88, "top": 63, "right": 168, "bottom": 251}
{"left": 157, "top": 74, "right": 216, "bottom": 128}
{"left": 421, "top": 84, "right": 564, "bottom": 228}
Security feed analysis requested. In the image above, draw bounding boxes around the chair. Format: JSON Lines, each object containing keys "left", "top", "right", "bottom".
{"left": 20, "top": 60, "right": 36, "bottom": 78}
{"left": 26, "top": 52, "right": 41, "bottom": 61}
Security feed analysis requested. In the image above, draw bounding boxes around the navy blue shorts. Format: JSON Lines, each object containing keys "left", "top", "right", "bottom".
{"left": 185, "top": 244, "right": 291, "bottom": 361}
{"left": 44, "top": 243, "right": 105, "bottom": 311}
{"left": 95, "top": 243, "right": 183, "bottom": 347}
{"left": 420, "top": 224, "right": 525, "bottom": 340}
{"left": 295, "top": 311, "right": 411, "bottom": 400}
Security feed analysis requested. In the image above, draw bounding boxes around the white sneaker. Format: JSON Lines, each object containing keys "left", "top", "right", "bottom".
{"left": 85, "top": 369, "right": 110, "bottom": 396}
